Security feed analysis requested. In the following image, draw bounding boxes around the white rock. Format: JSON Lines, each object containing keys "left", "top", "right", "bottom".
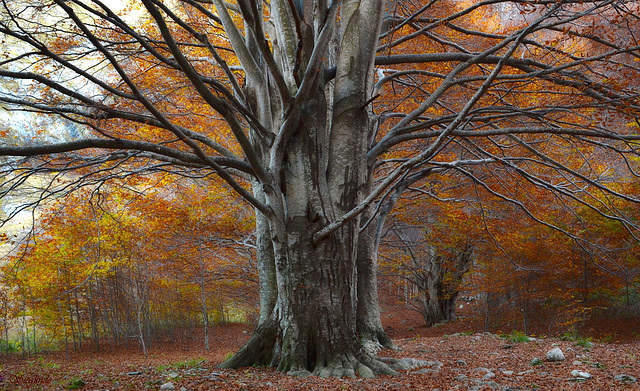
{"left": 160, "top": 382, "right": 176, "bottom": 390}
{"left": 571, "top": 370, "right": 591, "bottom": 379}
{"left": 572, "top": 361, "right": 582, "bottom": 365}
{"left": 546, "top": 347, "right": 565, "bottom": 361}
{"left": 614, "top": 374, "right": 637, "bottom": 383}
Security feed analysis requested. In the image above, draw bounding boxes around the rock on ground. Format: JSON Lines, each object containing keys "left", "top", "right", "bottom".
{"left": 571, "top": 370, "right": 592, "bottom": 379}
{"left": 546, "top": 347, "right": 565, "bottom": 361}
{"left": 614, "top": 374, "right": 638, "bottom": 383}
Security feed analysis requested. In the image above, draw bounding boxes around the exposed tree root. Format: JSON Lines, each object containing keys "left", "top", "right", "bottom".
{"left": 307, "top": 353, "right": 398, "bottom": 379}
{"left": 222, "top": 333, "right": 434, "bottom": 379}
{"left": 360, "top": 330, "right": 398, "bottom": 355}
{"left": 288, "top": 354, "right": 436, "bottom": 379}
{"left": 217, "top": 320, "right": 277, "bottom": 369}
{"left": 378, "top": 357, "right": 438, "bottom": 371}
{"left": 218, "top": 319, "right": 432, "bottom": 379}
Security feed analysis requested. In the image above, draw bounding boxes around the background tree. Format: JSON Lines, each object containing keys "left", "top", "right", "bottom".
{"left": 377, "top": 184, "right": 478, "bottom": 327}
{"left": 0, "top": 177, "right": 255, "bottom": 356}
{"left": 377, "top": 164, "right": 640, "bottom": 336}
{"left": 0, "top": 0, "right": 639, "bottom": 377}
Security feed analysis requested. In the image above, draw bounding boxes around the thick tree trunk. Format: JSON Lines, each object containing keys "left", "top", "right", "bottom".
{"left": 219, "top": 0, "right": 404, "bottom": 376}
{"left": 220, "top": 76, "right": 397, "bottom": 377}
{"left": 220, "top": 222, "right": 399, "bottom": 377}
{"left": 355, "top": 176, "right": 416, "bottom": 352}
{"left": 253, "top": 185, "right": 277, "bottom": 327}
{"left": 275, "top": 227, "right": 361, "bottom": 375}
{"left": 356, "top": 211, "right": 395, "bottom": 353}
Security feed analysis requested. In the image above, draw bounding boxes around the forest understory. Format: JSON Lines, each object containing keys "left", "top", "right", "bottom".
{"left": 1, "top": 306, "right": 639, "bottom": 391}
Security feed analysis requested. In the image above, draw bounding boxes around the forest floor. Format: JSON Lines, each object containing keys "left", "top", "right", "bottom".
{"left": 1, "top": 309, "right": 639, "bottom": 391}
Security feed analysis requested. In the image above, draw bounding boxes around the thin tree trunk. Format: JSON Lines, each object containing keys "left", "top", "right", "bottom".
{"left": 67, "top": 294, "right": 77, "bottom": 351}
{"left": 136, "top": 303, "right": 147, "bottom": 357}
{"left": 134, "top": 278, "right": 148, "bottom": 357}
{"left": 522, "top": 298, "right": 529, "bottom": 335}
{"left": 88, "top": 280, "right": 100, "bottom": 352}
{"left": 197, "top": 243, "right": 210, "bottom": 351}
{"left": 31, "top": 317, "right": 36, "bottom": 355}
{"left": 57, "top": 297, "right": 70, "bottom": 361}
{"left": 21, "top": 296, "right": 28, "bottom": 358}
{"left": 484, "top": 292, "right": 493, "bottom": 332}
{"left": 1, "top": 299, "right": 8, "bottom": 357}
{"left": 74, "top": 290, "right": 83, "bottom": 350}
{"left": 144, "top": 291, "right": 152, "bottom": 351}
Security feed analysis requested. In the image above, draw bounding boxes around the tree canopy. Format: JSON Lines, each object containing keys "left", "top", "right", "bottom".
{"left": 1, "top": 0, "right": 639, "bottom": 377}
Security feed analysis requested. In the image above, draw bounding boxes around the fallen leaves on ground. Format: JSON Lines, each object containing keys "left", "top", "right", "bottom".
{"left": 1, "top": 323, "right": 638, "bottom": 391}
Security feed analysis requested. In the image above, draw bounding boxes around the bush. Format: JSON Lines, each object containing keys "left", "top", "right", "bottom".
{"left": 560, "top": 331, "right": 593, "bottom": 348}
{"left": 64, "top": 377, "right": 85, "bottom": 389}
{"left": 0, "top": 340, "right": 16, "bottom": 354}
{"left": 507, "top": 330, "right": 530, "bottom": 343}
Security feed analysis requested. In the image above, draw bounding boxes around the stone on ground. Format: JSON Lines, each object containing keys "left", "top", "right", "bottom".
{"left": 570, "top": 370, "right": 591, "bottom": 379}
{"left": 546, "top": 347, "right": 565, "bottom": 361}
{"left": 614, "top": 374, "right": 637, "bottom": 383}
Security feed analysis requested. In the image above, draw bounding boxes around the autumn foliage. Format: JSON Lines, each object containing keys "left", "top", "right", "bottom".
{"left": 0, "top": 0, "right": 639, "bottom": 369}
{"left": 377, "top": 153, "right": 640, "bottom": 336}
{"left": 3, "top": 147, "right": 639, "bottom": 355}
{"left": 0, "top": 176, "right": 255, "bottom": 356}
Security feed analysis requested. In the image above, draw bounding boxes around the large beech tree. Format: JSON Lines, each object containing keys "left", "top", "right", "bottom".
{"left": 1, "top": 0, "right": 640, "bottom": 377}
